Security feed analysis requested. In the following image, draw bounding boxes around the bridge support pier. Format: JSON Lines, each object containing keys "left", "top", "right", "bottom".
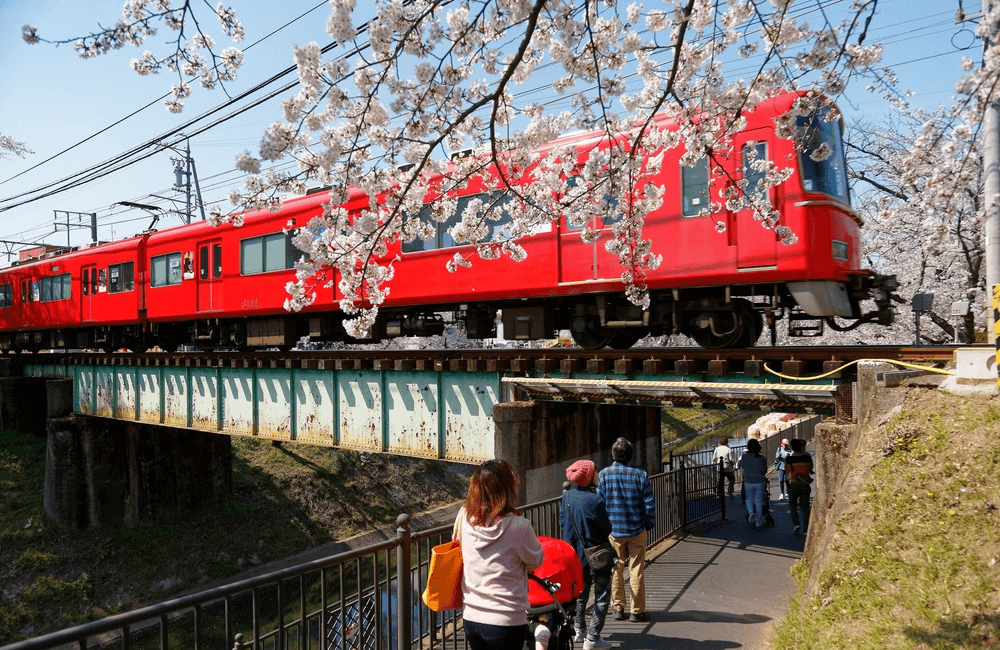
{"left": 494, "top": 401, "right": 661, "bottom": 504}
{"left": 43, "top": 378, "right": 232, "bottom": 532}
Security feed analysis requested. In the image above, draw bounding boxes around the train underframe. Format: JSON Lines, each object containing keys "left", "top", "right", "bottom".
{"left": 0, "top": 275, "right": 896, "bottom": 354}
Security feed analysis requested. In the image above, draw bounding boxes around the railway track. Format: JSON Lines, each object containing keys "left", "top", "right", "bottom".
{"left": 22, "top": 344, "right": 959, "bottom": 378}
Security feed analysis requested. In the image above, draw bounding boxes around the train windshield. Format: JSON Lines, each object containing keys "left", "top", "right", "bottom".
{"left": 796, "top": 109, "right": 849, "bottom": 204}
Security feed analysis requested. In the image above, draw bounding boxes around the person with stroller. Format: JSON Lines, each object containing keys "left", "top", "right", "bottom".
{"left": 457, "top": 459, "right": 545, "bottom": 650}
{"left": 775, "top": 438, "right": 792, "bottom": 500}
{"left": 561, "top": 460, "right": 614, "bottom": 650}
{"left": 738, "top": 438, "right": 768, "bottom": 528}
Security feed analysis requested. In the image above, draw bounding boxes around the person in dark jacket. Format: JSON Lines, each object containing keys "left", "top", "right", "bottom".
{"left": 561, "top": 460, "right": 614, "bottom": 650}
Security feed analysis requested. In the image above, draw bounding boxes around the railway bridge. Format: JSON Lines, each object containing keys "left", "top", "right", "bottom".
{"left": 6, "top": 345, "right": 952, "bottom": 531}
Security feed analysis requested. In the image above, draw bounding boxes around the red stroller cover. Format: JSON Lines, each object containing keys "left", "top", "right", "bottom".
{"left": 527, "top": 536, "right": 584, "bottom": 607}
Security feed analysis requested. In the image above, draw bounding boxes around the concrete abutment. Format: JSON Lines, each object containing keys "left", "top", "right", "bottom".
{"left": 494, "top": 400, "right": 662, "bottom": 504}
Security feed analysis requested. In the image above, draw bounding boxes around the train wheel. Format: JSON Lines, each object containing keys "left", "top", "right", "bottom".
{"left": 735, "top": 303, "right": 765, "bottom": 348}
{"left": 570, "top": 317, "right": 614, "bottom": 349}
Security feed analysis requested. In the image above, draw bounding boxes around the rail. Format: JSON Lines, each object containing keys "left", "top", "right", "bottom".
{"left": 2, "top": 461, "right": 730, "bottom": 650}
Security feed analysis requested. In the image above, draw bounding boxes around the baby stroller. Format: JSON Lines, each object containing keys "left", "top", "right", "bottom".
{"left": 740, "top": 479, "right": 775, "bottom": 528}
{"left": 525, "top": 536, "right": 584, "bottom": 650}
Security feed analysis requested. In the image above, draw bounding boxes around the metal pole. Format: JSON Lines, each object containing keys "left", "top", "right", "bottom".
{"left": 984, "top": 0, "right": 1000, "bottom": 339}
{"left": 185, "top": 141, "right": 193, "bottom": 225}
{"left": 395, "top": 514, "right": 412, "bottom": 650}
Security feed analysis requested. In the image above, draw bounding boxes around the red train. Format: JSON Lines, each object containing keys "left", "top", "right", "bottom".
{"left": 0, "top": 92, "right": 896, "bottom": 353}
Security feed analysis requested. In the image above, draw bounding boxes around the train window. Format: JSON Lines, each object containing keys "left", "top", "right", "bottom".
{"left": 682, "top": 156, "right": 710, "bottom": 217}
{"left": 0, "top": 284, "right": 11, "bottom": 308}
{"left": 240, "top": 233, "right": 295, "bottom": 275}
{"left": 91, "top": 268, "right": 98, "bottom": 295}
{"left": 108, "top": 262, "right": 134, "bottom": 293}
{"left": 796, "top": 110, "right": 849, "bottom": 203}
{"left": 199, "top": 247, "right": 209, "bottom": 280}
{"left": 151, "top": 252, "right": 182, "bottom": 287}
{"left": 403, "top": 193, "right": 515, "bottom": 252}
{"left": 83, "top": 269, "right": 89, "bottom": 296}
{"left": 742, "top": 141, "right": 768, "bottom": 197}
{"left": 39, "top": 273, "right": 71, "bottom": 302}
{"left": 213, "top": 244, "right": 223, "bottom": 278}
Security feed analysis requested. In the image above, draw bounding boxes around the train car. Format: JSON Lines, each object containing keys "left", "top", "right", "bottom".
{"left": 0, "top": 236, "right": 147, "bottom": 353}
{"left": 142, "top": 189, "right": 363, "bottom": 350}
{"left": 371, "top": 91, "right": 895, "bottom": 348}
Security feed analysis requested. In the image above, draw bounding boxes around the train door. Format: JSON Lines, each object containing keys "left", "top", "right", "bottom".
{"left": 558, "top": 211, "right": 622, "bottom": 284}
{"left": 196, "top": 239, "right": 223, "bottom": 312}
{"left": 81, "top": 265, "right": 97, "bottom": 321}
{"left": 733, "top": 128, "right": 779, "bottom": 270}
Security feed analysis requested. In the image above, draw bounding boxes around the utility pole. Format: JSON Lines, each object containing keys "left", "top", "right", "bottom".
{"left": 170, "top": 139, "right": 207, "bottom": 223}
{"left": 958, "top": 0, "right": 1000, "bottom": 339}
{"left": 976, "top": 0, "right": 1000, "bottom": 339}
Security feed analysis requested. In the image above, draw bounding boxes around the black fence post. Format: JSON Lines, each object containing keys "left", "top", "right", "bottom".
{"left": 718, "top": 457, "right": 727, "bottom": 521}
{"left": 396, "top": 514, "right": 412, "bottom": 650}
{"left": 680, "top": 459, "right": 688, "bottom": 534}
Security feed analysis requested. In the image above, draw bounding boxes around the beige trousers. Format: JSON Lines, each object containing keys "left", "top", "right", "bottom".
{"left": 609, "top": 529, "right": 647, "bottom": 614}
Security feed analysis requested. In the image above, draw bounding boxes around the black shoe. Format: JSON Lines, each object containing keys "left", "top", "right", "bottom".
{"left": 613, "top": 607, "right": 626, "bottom": 621}
{"left": 629, "top": 612, "right": 649, "bottom": 622}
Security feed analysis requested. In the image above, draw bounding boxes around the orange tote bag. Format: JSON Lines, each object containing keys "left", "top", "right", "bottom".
{"left": 422, "top": 521, "right": 463, "bottom": 612}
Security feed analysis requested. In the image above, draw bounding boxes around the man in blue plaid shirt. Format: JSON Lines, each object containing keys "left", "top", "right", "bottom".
{"left": 597, "top": 437, "right": 655, "bottom": 623}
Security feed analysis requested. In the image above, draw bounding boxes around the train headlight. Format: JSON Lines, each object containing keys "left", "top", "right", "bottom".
{"left": 832, "top": 240, "right": 849, "bottom": 261}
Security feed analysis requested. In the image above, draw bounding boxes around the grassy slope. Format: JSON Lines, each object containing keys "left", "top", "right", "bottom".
{"left": 0, "top": 433, "right": 472, "bottom": 644}
{"left": 771, "top": 391, "right": 1000, "bottom": 649}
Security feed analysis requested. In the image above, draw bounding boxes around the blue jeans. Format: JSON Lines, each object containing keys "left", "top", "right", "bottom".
{"left": 745, "top": 481, "right": 765, "bottom": 523}
{"left": 778, "top": 468, "right": 788, "bottom": 495}
{"left": 463, "top": 620, "right": 529, "bottom": 650}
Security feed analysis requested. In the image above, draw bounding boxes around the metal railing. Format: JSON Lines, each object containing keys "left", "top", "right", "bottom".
{"left": 3, "top": 459, "right": 734, "bottom": 650}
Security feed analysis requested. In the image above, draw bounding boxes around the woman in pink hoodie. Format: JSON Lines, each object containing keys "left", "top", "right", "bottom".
{"left": 457, "top": 459, "right": 546, "bottom": 650}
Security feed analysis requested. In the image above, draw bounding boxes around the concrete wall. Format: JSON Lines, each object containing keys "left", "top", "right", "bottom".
{"left": 44, "top": 414, "right": 233, "bottom": 531}
{"left": 494, "top": 401, "right": 662, "bottom": 504}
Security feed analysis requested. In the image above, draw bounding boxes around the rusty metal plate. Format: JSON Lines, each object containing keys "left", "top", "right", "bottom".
{"left": 222, "top": 369, "right": 255, "bottom": 437}
{"left": 95, "top": 368, "right": 114, "bottom": 418}
{"left": 163, "top": 368, "right": 189, "bottom": 427}
{"left": 338, "top": 370, "right": 383, "bottom": 452}
{"left": 385, "top": 372, "right": 438, "bottom": 459}
{"left": 137, "top": 368, "right": 161, "bottom": 425}
{"left": 294, "top": 369, "right": 335, "bottom": 446}
{"left": 256, "top": 369, "right": 292, "bottom": 441}
{"left": 75, "top": 366, "right": 94, "bottom": 415}
{"left": 190, "top": 368, "right": 219, "bottom": 432}
{"left": 442, "top": 372, "right": 499, "bottom": 463}
{"left": 115, "top": 367, "right": 137, "bottom": 420}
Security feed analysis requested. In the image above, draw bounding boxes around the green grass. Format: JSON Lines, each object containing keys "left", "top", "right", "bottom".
{"left": 771, "top": 398, "right": 1000, "bottom": 649}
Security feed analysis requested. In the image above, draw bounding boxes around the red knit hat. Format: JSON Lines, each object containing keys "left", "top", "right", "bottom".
{"left": 566, "top": 460, "right": 595, "bottom": 487}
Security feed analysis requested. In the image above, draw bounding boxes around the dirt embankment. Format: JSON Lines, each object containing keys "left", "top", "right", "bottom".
{"left": 773, "top": 378, "right": 1000, "bottom": 648}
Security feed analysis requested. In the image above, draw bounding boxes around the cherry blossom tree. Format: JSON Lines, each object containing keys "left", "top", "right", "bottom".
{"left": 847, "top": 101, "right": 985, "bottom": 344}
{"left": 0, "top": 134, "right": 33, "bottom": 160}
{"left": 26, "top": 0, "right": 954, "bottom": 338}
{"left": 22, "top": 1, "right": 245, "bottom": 114}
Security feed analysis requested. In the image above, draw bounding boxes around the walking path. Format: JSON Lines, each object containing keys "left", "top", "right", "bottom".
{"left": 599, "top": 477, "right": 806, "bottom": 649}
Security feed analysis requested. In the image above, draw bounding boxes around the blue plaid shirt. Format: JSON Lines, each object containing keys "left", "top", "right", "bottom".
{"left": 597, "top": 461, "right": 656, "bottom": 538}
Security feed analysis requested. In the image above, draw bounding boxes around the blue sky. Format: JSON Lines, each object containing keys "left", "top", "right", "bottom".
{"left": 0, "top": 0, "right": 978, "bottom": 260}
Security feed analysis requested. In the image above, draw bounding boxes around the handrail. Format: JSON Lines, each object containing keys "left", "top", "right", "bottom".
{"left": 2, "top": 457, "right": 744, "bottom": 650}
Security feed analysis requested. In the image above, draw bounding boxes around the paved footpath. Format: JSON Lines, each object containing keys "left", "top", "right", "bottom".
{"left": 598, "top": 476, "right": 806, "bottom": 650}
